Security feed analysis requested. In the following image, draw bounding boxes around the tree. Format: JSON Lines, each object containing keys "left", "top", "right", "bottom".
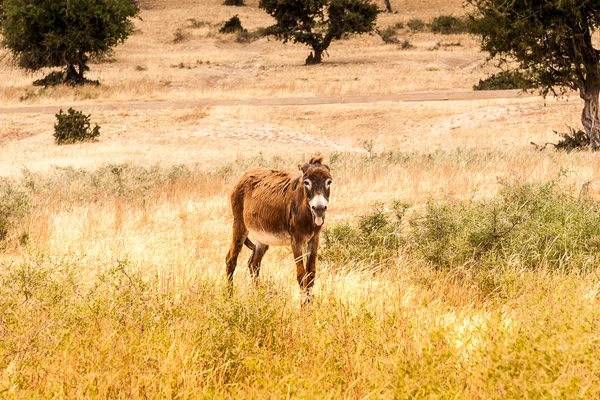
{"left": 259, "top": 0, "right": 379, "bottom": 65}
{"left": 383, "top": 0, "right": 392, "bottom": 13}
{"left": 467, "top": 0, "right": 600, "bottom": 149}
{"left": 0, "top": 0, "right": 139, "bottom": 86}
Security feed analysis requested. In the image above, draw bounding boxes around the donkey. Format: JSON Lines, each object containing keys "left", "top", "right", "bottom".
{"left": 225, "top": 156, "right": 332, "bottom": 300}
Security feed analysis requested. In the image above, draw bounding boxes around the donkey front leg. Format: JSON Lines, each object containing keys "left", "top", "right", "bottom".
{"left": 248, "top": 241, "right": 268, "bottom": 285}
{"left": 291, "top": 237, "right": 307, "bottom": 290}
{"left": 305, "top": 234, "right": 320, "bottom": 298}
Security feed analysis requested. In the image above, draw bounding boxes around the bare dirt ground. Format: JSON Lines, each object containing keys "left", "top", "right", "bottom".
{"left": 0, "top": 0, "right": 585, "bottom": 181}
{"left": 0, "top": 89, "right": 534, "bottom": 114}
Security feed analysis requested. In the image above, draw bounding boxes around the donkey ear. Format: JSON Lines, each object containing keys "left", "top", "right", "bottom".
{"left": 298, "top": 163, "right": 310, "bottom": 173}
{"left": 309, "top": 155, "right": 324, "bottom": 165}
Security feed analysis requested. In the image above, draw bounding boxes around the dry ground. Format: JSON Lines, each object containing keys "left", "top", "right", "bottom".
{"left": 0, "top": 0, "right": 587, "bottom": 179}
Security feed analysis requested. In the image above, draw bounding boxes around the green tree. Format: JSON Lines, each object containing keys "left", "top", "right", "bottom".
{"left": 259, "top": 0, "right": 379, "bottom": 65}
{"left": 0, "top": 0, "right": 139, "bottom": 86}
{"left": 467, "top": 0, "right": 600, "bottom": 149}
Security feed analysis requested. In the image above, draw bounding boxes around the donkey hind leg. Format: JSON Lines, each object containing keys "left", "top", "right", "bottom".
{"left": 247, "top": 241, "right": 269, "bottom": 285}
{"left": 226, "top": 222, "right": 247, "bottom": 284}
{"left": 226, "top": 188, "right": 248, "bottom": 285}
{"left": 244, "top": 237, "right": 255, "bottom": 252}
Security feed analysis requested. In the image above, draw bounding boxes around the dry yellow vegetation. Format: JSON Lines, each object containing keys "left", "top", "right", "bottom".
{"left": 2, "top": 0, "right": 600, "bottom": 398}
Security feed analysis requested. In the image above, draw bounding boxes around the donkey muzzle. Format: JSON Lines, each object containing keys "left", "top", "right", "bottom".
{"left": 309, "top": 195, "right": 328, "bottom": 227}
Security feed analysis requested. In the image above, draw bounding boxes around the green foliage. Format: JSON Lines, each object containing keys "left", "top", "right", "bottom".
{"left": 0, "top": 0, "right": 139, "bottom": 85}
{"left": 0, "top": 181, "right": 29, "bottom": 242}
{"left": 377, "top": 26, "right": 399, "bottom": 44}
{"left": 224, "top": 0, "right": 245, "bottom": 5}
{"left": 259, "top": 0, "right": 378, "bottom": 64}
{"left": 467, "top": 0, "right": 600, "bottom": 149}
{"left": 321, "top": 202, "right": 408, "bottom": 267}
{"left": 399, "top": 39, "right": 413, "bottom": 49}
{"left": 173, "top": 28, "right": 186, "bottom": 43}
{"left": 430, "top": 15, "right": 467, "bottom": 34}
{"left": 236, "top": 27, "right": 269, "bottom": 43}
{"left": 473, "top": 70, "right": 536, "bottom": 91}
{"left": 53, "top": 108, "right": 100, "bottom": 145}
{"left": 406, "top": 18, "right": 425, "bottom": 32}
{"left": 554, "top": 128, "right": 589, "bottom": 151}
{"left": 466, "top": 0, "right": 600, "bottom": 96}
{"left": 410, "top": 180, "right": 600, "bottom": 271}
{"left": 219, "top": 15, "right": 246, "bottom": 34}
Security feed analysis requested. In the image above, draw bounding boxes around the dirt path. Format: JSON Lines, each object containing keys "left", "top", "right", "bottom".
{"left": 0, "top": 89, "right": 536, "bottom": 114}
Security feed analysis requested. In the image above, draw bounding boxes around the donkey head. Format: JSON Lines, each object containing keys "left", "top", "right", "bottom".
{"left": 298, "top": 156, "right": 332, "bottom": 227}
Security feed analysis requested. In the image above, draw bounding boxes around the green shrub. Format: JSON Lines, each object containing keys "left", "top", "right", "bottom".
{"left": 430, "top": 15, "right": 468, "bottom": 34}
{"left": 187, "top": 18, "right": 211, "bottom": 28}
{"left": 219, "top": 15, "right": 246, "bottom": 34}
{"left": 473, "top": 70, "right": 536, "bottom": 91}
{"left": 173, "top": 28, "right": 186, "bottom": 43}
{"left": 0, "top": 181, "right": 29, "bottom": 242}
{"left": 555, "top": 128, "right": 589, "bottom": 151}
{"left": 321, "top": 202, "right": 408, "bottom": 267}
{"left": 53, "top": 108, "right": 100, "bottom": 145}
{"left": 407, "top": 18, "right": 426, "bottom": 32}
{"left": 399, "top": 39, "right": 413, "bottom": 49}
{"left": 378, "top": 26, "right": 399, "bottom": 44}
{"left": 236, "top": 27, "right": 268, "bottom": 43}
{"left": 409, "top": 180, "right": 600, "bottom": 271}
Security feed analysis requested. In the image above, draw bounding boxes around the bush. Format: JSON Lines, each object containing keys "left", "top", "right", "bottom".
{"left": 173, "top": 28, "right": 186, "bottom": 43}
{"left": 223, "top": 0, "right": 245, "bottom": 5}
{"left": 407, "top": 18, "right": 426, "bottom": 32}
{"left": 377, "top": 26, "right": 400, "bottom": 44}
{"left": 187, "top": 18, "right": 211, "bottom": 28}
{"left": 321, "top": 202, "right": 408, "bottom": 267}
{"left": 236, "top": 27, "right": 269, "bottom": 43}
{"left": 219, "top": 15, "right": 246, "bottom": 34}
{"left": 54, "top": 108, "right": 100, "bottom": 145}
{"left": 430, "top": 15, "right": 468, "bottom": 34}
{"left": 0, "top": 181, "right": 29, "bottom": 242}
{"left": 399, "top": 39, "right": 413, "bottom": 49}
{"left": 409, "top": 180, "right": 600, "bottom": 271}
{"left": 555, "top": 128, "right": 589, "bottom": 151}
{"left": 473, "top": 70, "right": 536, "bottom": 91}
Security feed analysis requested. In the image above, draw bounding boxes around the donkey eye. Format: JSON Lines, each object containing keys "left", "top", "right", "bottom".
{"left": 326, "top": 179, "right": 332, "bottom": 186}
{"left": 303, "top": 179, "right": 311, "bottom": 187}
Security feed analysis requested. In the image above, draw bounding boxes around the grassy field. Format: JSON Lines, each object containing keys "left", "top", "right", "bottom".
{"left": 2, "top": 0, "right": 600, "bottom": 398}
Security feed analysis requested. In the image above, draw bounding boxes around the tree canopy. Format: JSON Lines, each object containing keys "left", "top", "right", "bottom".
{"left": 467, "top": 0, "right": 600, "bottom": 149}
{"left": 259, "top": 0, "right": 379, "bottom": 64}
{"left": 0, "top": 0, "right": 139, "bottom": 85}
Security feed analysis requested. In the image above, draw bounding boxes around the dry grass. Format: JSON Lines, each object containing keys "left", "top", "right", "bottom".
{"left": 2, "top": 160, "right": 600, "bottom": 397}
{"left": 0, "top": 0, "right": 481, "bottom": 106}
{"left": 2, "top": 0, "right": 600, "bottom": 397}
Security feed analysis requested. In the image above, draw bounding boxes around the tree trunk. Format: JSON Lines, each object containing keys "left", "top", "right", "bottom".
{"left": 65, "top": 62, "right": 79, "bottom": 85}
{"left": 383, "top": 0, "right": 392, "bottom": 13}
{"left": 306, "top": 49, "right": 323, "bottom": 65}
{"left": 581, "top": 80, "right": 600, "bottom": 150}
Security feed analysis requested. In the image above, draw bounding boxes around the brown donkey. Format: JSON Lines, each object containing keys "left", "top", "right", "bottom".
{"left": 225, "top": 156, "right": 332, "bottom": 300}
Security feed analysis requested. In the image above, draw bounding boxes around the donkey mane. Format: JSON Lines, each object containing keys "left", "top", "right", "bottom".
{"left": 299, "top": 155, "right": 329, "bottom": 174}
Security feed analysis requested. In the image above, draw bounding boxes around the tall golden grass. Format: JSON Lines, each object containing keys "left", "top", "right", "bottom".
{"left": 0, "top": 154, "right": 599, "bottom": 397}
